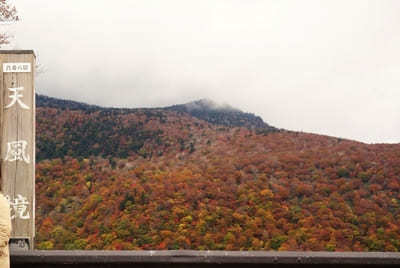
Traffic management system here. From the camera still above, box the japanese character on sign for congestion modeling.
[3,63,31,73]
[5,87,30,109]
[5,140,30,163]
[6,195,30,220]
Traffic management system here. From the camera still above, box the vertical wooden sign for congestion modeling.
[0,51,35,250]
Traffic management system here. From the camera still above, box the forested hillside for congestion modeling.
[34,95,400,251]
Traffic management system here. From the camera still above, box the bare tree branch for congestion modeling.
[0,0,18,46]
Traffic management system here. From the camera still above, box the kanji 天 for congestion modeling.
[5,87,30,109]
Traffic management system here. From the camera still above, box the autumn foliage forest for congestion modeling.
[34,95,400,251]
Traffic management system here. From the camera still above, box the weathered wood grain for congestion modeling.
[0,51,35,250]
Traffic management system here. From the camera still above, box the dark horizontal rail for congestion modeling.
[0,50,35,54]
[10,250,400,267]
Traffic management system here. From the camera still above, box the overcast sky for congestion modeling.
[5,0,400,143]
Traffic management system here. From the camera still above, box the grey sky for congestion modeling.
[8,0,400,143]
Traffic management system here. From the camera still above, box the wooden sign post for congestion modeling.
[0,51,35,250]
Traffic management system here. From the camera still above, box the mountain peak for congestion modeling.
[183,99,238,112]
[168,99,276,131]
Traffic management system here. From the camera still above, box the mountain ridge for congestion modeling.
[36,94,277,131]
[167,99,276,131]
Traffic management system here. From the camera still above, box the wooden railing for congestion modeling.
[10,250,400,267]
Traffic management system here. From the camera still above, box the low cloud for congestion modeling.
[12,0,400,143]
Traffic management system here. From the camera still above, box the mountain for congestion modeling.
[37,94,101,111]
[36,95,277,130]
[34,94,400,252]
[35,95,277,161]
[167,99,276,131]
